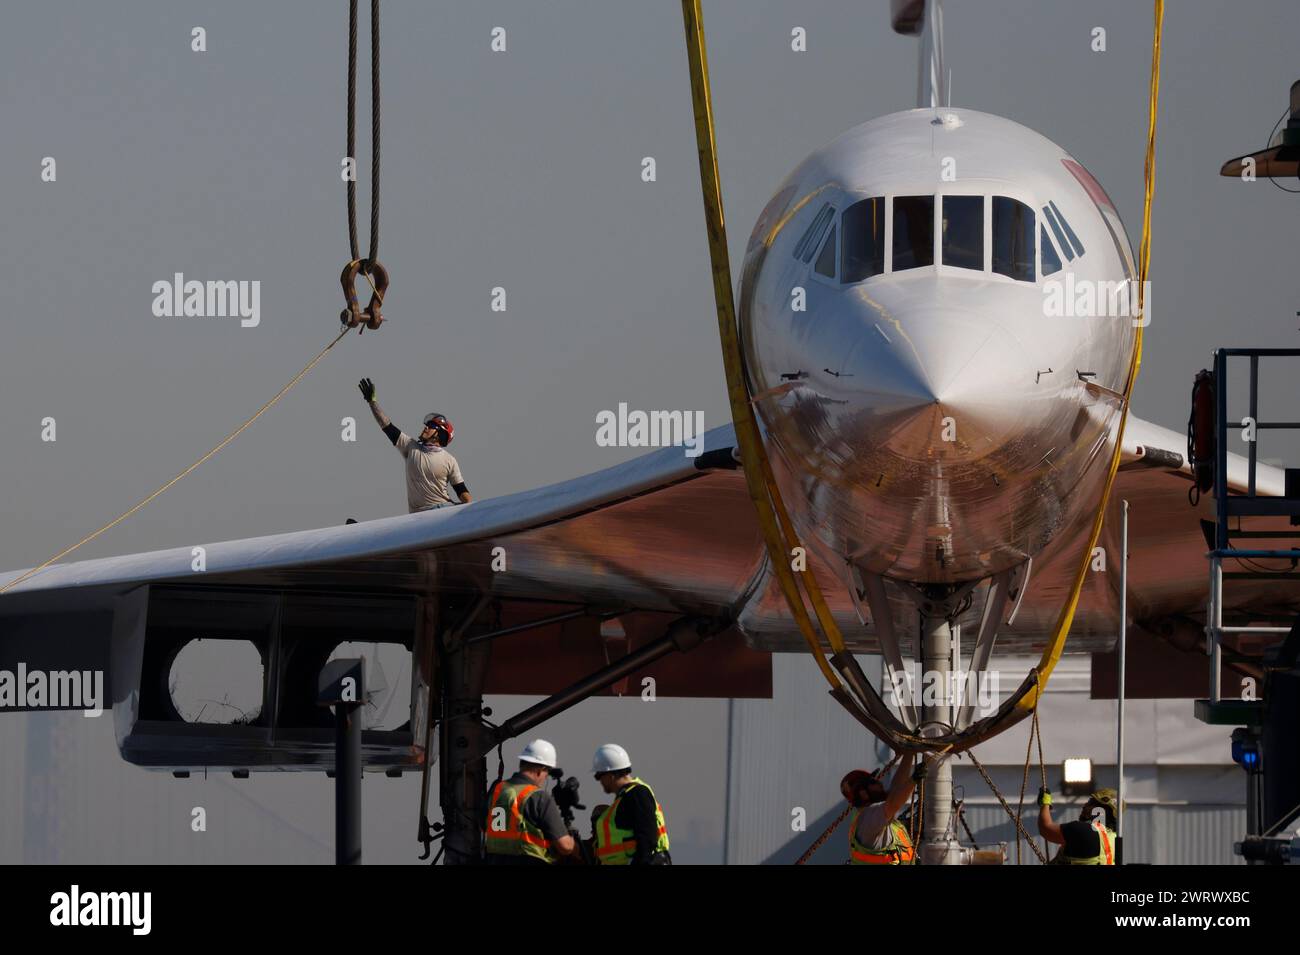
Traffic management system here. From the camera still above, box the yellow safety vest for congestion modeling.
[1063,820,1116,865]
[594,778,669,865]
[848,808,916,865]
[484,779,554,863]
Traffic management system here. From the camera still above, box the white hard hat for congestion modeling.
[519,739,557,769]
[592,743,632,774]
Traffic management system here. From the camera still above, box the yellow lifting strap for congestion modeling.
[680,0,848,693]
[681,0,1165,742]
[1016,0,1163,713]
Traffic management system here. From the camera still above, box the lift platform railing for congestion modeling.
[1205,348,1300,708]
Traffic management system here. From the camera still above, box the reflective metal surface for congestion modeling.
[741,109,1135,583]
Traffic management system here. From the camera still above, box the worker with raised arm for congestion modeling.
[1037,786,1117,865]
[358,378,471,512]
[841,751,921,864]
[483,740,578,866]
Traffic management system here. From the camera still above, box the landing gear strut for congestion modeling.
[918,588,960,865]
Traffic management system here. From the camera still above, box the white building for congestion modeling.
[724,654,1246,865]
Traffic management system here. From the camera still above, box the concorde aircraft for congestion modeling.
[1,0,1295,863]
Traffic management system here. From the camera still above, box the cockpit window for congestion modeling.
[841,197,885,283]
[1062,158,1131,279]
[941,196,983,271]
[892,195,934,271]
[793,203,835,262]
[992,196,1034,282]
[814,225,836,278]
[1040,224,1062,276]
[1041,204,1075,262]
[1048,200,1085,258]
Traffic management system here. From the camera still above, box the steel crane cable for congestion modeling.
[1,3,398,595]
[347,0,381,266]
[340,0,387,330]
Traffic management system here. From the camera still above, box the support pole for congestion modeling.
[1210,556,1223,703]
[1117,499,1128,864]
[318,658,365,866]
[335,700,362,865]
[919,591,960,865]
[1247,747,1262,848]
[439,631,492,866]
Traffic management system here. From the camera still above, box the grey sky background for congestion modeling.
[1,1,1297,863]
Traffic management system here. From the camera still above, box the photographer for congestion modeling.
[483,740,578,865]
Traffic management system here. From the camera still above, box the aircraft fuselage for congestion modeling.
[740,108,1139,584]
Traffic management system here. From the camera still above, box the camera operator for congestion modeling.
[483,740,578,865]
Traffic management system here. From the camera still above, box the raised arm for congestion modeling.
[881,751,917,821]
[359,378,402,445]
[1037,788,1064,845]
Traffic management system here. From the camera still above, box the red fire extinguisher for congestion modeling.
[1188,369,1216,505]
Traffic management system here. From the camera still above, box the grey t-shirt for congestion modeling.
[508,773,569,844]
[394,434,464,512]
[854,803,894,850]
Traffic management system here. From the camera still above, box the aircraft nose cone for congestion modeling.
[844,311,1031,461]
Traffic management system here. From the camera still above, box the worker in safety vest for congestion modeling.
[1037,786,1117,865]
[841,751,920,865]
[483,739,578,865]
[579,803,610,866]
[591,744,671,865]
[358,378,472,513]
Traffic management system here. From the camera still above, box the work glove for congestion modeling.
[1037,787,1053,807]
[912,761,928,783]
[358,378,376,402]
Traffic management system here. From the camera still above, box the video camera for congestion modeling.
[548,767,585,827]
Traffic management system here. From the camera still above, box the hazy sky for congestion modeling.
[2,0,1297,863]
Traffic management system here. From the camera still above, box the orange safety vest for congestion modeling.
[1098,822,1115,865]
[848,808,916,865]
[1063,820,1115,865]
[484,779,554,863]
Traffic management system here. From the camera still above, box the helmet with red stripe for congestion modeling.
[423,414,453,446]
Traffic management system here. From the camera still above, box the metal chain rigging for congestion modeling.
[793,750,903,865]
